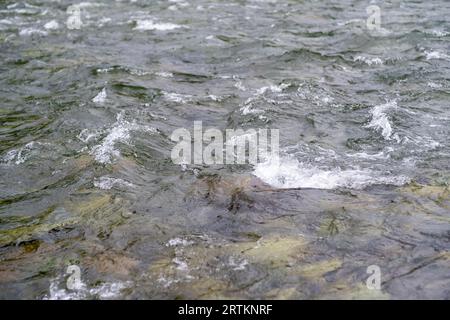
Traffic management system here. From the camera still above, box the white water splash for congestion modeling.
[424,50,449,61]
[44,20,59,30]
[1,141,38,165]
[240,99,265,115]
[90,112,156,164]
[255,83,290,95]
[77,128,102,143]
[172,257,189,271]
[133,20,184,31]
[19,28,47,36]
[234,79,247,91]
[92,88,107,104]
[44,278,131,300]
[228,256,249,271]
[427,82,443,89]
[240,83,290,115]
[354,56,383,66]
[426,30,449,37]
[366,100,397,140]
[2,2,41,15]
[163,91,193,103]
[207,94,222,102]
[155,71,174,78]
[166,238,194,247]
[94,176,134,190]
[253,154,409,190]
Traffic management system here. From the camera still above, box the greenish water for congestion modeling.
[0,0,449,299]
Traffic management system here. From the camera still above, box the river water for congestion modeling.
[0,0,449,299]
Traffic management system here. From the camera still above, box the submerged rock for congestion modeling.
[186,173,280,213]
[142,234,360,299]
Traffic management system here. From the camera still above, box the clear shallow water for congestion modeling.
[0,0,449,299]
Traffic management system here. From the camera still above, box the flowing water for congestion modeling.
[0,0,449,299]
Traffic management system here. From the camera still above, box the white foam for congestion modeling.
[96,67,112,74]
[157,276,180,288]
[44,20,59,30]
[44,277,131,300]
[0,19,14,26]
[96,67,148,76]
[240,83,290,115]
[1,141,36,165]
[347,150,390,160]
[45,280,85,300]
[234,80,246,91]
[97,17,112,27]
[3,2,41,15]
[94,176,134,190]
[240,98,264,115]
[163,91,193,103]
[253,155,409,190]
[77,128,102,143]
[19,28,47,36]
[92,88,107,104]
[155,71,173,78]
[427,30,449,37]
[89,282,131,299]
[366,100,397,140]
[427,82,443,89]
[128,69,150,76]
[207,94,222,102]
[233,76,247,91]
[71,2,101,9]
[166,238,194,247]
[354,56,383,66]
[228,256,249,271]
[90,112,156,164]
[172,257,189,271]
[133,20,183,31]
[424,50,449,61]
[255,83,290,95]
[90,124,128,164]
